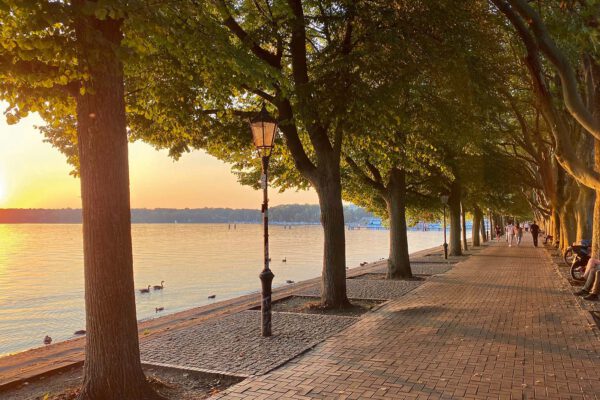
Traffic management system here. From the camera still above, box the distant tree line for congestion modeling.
[0,205,374,224]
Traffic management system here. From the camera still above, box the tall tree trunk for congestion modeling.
[560,200,577,252]
[384,169,412,279]
[576,183,595,241]
[559,175,578,252]
[592,62,600,258]
[481,209,489,242]
[315,163,350,308]
[461,203,468,250]
[551,208,561,248]
[593,137,600,258]
[472,206,482,246]
[74,14,158,400]
[448,179,462,256]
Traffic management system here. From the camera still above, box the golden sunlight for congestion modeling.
[0,174,5,204]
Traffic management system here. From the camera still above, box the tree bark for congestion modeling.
[384,169,412,279]
[551,208,561,248]
[593,137,600,258]
[472,206,482,246]
[315,162,350,308]
[461,203,468,251]
[74,14,158,400]
[589,60,600,258]
[448,179,462,256]
[481,209,489,242]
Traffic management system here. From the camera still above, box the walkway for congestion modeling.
[212,240,600,399]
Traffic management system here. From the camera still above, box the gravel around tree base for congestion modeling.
[0,364,240,400]
[140,310,357,376]
[270,296,384,316]
[298,278,424,300]
[376,262,455,276]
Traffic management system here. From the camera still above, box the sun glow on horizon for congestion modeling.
[0,173,5,204]
[0,106,319,209]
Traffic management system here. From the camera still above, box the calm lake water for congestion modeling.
[0,224,444,356]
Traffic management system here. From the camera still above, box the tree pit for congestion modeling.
[0,364,242,400]
[349,273,427,281]
[267,296,385,317]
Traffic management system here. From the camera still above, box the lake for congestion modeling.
[0,224,444,356]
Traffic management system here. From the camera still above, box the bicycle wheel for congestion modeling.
[564,247,574,266]
[570,263,586,281]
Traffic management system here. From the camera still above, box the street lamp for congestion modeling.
[440,195,449,260]
[250,104,278,337]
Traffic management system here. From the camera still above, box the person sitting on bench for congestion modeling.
[575,258,600,300]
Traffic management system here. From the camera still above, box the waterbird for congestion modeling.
[208,294,216,299]
[153,281,165,290]
[360,262,367,266]
[74,330,86,335]
[43,335,52,345]
[282,257,287,262]
[155,307,164,313]
[286,280,294,284]
[139,285,151,294]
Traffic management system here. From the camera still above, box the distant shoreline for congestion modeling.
[0,205,374,225]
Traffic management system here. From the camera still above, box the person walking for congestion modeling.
[495,225,502,241]
[515,222,523,246]
[530,221,540,247]
[506,221,515,247]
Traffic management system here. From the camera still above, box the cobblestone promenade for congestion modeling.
[212,240,600,399]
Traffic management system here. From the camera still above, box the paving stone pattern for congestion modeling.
[211,239,600,399]
[140,310,357,376]
[297,278,424,300]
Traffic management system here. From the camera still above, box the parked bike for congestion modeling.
[566,240,591,281]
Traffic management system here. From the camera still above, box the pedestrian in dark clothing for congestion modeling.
[530,221,540,247]
[494,225,502,241]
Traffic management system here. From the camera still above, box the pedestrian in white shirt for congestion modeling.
[506,222,515,247]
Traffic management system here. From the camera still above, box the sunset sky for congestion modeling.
[0,110,318,209]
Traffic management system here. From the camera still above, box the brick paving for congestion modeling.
[377,262,456,276]
[140,310,357,376]
[211,239,600,399]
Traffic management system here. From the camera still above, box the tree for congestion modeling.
[0,2,163,398]
[491,0,600,254]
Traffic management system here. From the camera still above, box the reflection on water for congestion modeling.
[0,224,443,356]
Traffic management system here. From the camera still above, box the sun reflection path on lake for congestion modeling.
[0,223,444,356]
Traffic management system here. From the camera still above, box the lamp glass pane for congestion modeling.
[251,121,277,148]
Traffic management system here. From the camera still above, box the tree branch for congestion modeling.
[504,0,600,140]
[213,0,281,69]
[344,156,386,193]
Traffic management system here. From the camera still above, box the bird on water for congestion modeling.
[139,285,151,294]
[153,281,165,290]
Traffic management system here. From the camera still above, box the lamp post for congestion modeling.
[250,104,278,337]
[440,195,449,260]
